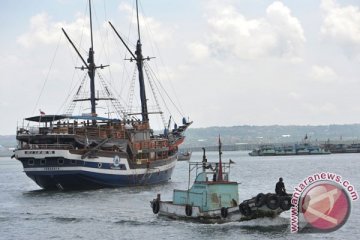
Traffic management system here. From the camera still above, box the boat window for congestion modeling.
[71,160,76,165]
[98,163,102,168]
[58,158,64,165]
[28,159,34,166]
[40,159,46,165]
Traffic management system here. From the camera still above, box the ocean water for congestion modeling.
[1,151,359,240]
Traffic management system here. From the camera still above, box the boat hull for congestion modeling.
[151,200,283,223]
[25,168,175,190]
[15,149,177,190]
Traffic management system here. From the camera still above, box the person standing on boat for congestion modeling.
[212,163,219,181]
[275,177,287,196]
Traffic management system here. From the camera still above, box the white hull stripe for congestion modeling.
[24,161,176,175]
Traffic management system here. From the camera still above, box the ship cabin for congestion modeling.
[16,114,191,164]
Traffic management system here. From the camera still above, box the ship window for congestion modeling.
[71,160,76,165]
[40,159,46,165]
[58,158,64,165]
[28,159,34,166]
[98,163,102,168]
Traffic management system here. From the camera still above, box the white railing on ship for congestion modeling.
[21,144,74,150]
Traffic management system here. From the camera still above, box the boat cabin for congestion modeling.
[172,161,239,212]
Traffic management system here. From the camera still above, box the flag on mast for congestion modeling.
[39,109,45,116]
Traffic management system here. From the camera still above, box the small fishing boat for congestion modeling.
[177,151,192,161]
[150,139,292,223]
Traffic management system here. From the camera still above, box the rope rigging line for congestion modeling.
[74,2,91,55]
[31,33,63,116]
[127,65,137,114]
[57,1,89,115]
[144,64,166,127]
[63,73,88,115]
[77,74,89,115]
[144,61,184,118]
[96,71,127,119]
[138,1,185,116]
[145,65,175,127]
[92,2,111,65]
[56,65,84,115]
[107,24,136,100]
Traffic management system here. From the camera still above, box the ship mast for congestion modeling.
[109,0,150,122]
[88,0,96,116]
[135,0,149,122]
[62,0,107,120]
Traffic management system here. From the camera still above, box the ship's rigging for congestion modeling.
[14,0,192,191]
[53,0,186,130]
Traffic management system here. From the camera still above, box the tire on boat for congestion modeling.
[266,194,280,210]
[255,193,266,207]
[185,204,192,217]
[239,203,252,217]
[221,207,228,218]
[152,200,160,214]
[279,196,291,211]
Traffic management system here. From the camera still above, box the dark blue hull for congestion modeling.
[16,152,177,190]
[25,167,175,190]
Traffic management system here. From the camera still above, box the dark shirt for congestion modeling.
[275,181,286,195]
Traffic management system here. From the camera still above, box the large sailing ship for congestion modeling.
[13,0,192,190]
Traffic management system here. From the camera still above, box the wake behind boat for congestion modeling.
[13,0,191,190]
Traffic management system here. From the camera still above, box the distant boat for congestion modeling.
[13,0,192,190]
[249,143,330,156]
[249,135,330,156]
[323,143,360,153]
[177,151,192,161]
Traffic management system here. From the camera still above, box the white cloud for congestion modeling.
[321,0,360,54]
[17,12,89,48]
[187,42,210,60]
[4,0,360,134]
[303,102,337,115]
[118,3,173,43]
[197,1,305,60]
[266,1,306,59]
[288,92,301,100]
[311,65,338,82]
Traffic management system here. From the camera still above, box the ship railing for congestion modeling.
[188,161,232,183]
[17,124,128,139]
[20,144,74,150]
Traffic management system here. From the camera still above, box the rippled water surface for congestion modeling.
[1,152,359,239]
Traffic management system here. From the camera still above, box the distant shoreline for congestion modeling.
[0,152,12,157]
[3,123,360,153]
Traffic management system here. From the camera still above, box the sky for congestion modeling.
[1,0,360,135]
